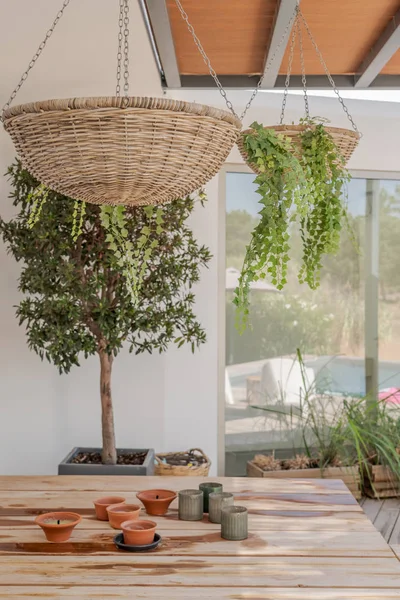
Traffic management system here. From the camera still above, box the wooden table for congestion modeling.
[0,476,400,599]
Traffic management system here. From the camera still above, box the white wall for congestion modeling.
[0,0,220,476]
[1,2,400,475]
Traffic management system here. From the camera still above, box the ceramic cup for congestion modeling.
[136,489,177,516]
[199,482,223,512]
[121,519,157,545]
[35,512,81,543]
[221,505,248,541]
[93,496,126,521]
[208,492,234,524]
[106,503,141,529]
[178,489,204,521]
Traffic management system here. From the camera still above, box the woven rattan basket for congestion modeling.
[237,124,360,173]
[3,97,241,207]
[154,448,211,477]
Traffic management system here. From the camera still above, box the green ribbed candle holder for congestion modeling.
[178,489,204,521]
[199,482,223,513]
[208,492,234,524]
[221,505,248,540]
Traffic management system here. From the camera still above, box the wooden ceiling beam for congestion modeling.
[355,7,400,88]
[144,0,181,88]
[260,0,299,89]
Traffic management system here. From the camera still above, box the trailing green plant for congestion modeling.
[71,199,86,242]
[99,204,164,306]
[0,160,212,465]
[234,122,307,332]
[235,119,353,331]
[298,118,351,289]
[27,183,49,228]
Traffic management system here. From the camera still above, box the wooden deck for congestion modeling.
[361,496,400,554]
[0,476,400,598]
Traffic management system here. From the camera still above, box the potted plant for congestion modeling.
[247,453,361,498]
[343,397,400,498]
[246,351,361,498]
[235,120,355,332]
[0,162,211,475]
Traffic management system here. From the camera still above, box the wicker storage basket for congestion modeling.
[237,124,360,174]
[154,448,211,477]
[3,96,241,207]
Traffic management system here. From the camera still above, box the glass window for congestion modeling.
[379,181,400,393]
[225,171,400,476]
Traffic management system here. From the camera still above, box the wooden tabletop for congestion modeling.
[0,475,400,599]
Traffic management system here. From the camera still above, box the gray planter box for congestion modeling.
[58,447,155,476]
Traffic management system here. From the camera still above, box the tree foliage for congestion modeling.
[0,161,212,374]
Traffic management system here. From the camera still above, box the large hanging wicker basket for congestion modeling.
[3,97,241,207]
[154,448,211,476]
[237,124,360,174]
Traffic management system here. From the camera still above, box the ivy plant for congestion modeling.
[235,119,352,332]
[0,161,212,465]
[298,118,351,289]
[99,204,163,306]
[234,122,307,332]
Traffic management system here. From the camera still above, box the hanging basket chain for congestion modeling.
[174,0,298,122]
[122,0,130,96]
[116,0,124,96]
[279,22,297,125]
[1,0,72,121]
[240,5,299,121]
[174,0,237,118]
[297,8,360,134]
[297,14,310,120]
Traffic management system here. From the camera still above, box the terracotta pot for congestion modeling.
[121,519,157,546]
[93,496,126,521]
[136,489,177,516]
[35,512,81,543]
[106,503,141,529]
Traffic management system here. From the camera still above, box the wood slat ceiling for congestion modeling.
[166,0,400,77]
[166,0,278,75]
[382,48,400,74]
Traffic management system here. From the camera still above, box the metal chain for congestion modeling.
[174,0,236,117]
[174,0,298,121]
[122,0,130,96]
[1,0,72,120]
[240,5,299,121]
[297,14,309,119]
[116,0,124,96]
[298,8,360,134]
[280,21,297,125]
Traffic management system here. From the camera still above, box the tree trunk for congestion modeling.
[99,350,117,465]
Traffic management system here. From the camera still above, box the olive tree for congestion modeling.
[0,162,211,464]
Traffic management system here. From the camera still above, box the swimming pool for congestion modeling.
[227,355,400,399]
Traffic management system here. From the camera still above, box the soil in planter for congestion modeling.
[253,453,342,472]
[71,451,147,466]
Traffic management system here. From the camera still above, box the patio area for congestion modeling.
[2,0,400,597]
[362,498,400,549]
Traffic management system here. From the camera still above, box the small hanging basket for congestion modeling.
[3,97,241,206]
[154,448,211,476]
[237,124,360,174]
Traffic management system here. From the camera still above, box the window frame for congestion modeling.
[218,164,400,475]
